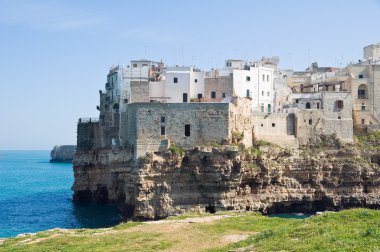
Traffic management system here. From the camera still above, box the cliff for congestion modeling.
[72,134,380,220]
[50,145,76,163]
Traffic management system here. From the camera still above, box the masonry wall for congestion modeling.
[204,76,233,101]
[123,103,230,158]
[77,122,101,151]
[228,98,253,146]
[130,80,150,103]
[371,65,380,121]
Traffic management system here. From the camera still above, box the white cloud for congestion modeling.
[0,0,102,31]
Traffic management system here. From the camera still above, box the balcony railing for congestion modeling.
[78,118,99,124]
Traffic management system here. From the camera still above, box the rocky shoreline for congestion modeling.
[72,135,380,220]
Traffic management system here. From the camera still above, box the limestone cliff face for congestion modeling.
[72,143,380,220]
[50,145,76,163]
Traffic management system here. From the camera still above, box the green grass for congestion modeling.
[1,209,380,251]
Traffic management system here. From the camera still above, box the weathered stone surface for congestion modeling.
[72,144,380,220]
[50,145,76,163]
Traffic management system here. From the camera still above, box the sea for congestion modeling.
[0,150,121,238]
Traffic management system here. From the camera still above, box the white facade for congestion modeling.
[221,62,274,112]
[164,67,205,103]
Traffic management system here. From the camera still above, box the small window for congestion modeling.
[267,91,270,96]
[361,105,366,111]
[211,91,216,99]
[295,99,299,104]
[261,105,264,112]
[267,75,270,82]
[246,76,251,81]
[272,123,275,127]
[132,63,138,68]
[161,116,165,123]
[194,79,198,83]
[197,93,203,99]
[185,124,191,136]
[358,74,364,79]
[124,99,128,103]
[160,126,165,135]
[262,74,265,81]
[338,116,341,119]
[174,77,178,83]
[183,93,188,103]
[222,93,226,98]
[142,63,148,67]
[246,89,250,98]
[336,100,344,109]
[317,102,320,109]
[309,119,312,125]
[261,124,263,127]
[361,119,365,125]
[306,102,311,109]
[262,91,264,96]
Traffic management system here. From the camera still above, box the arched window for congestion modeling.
[358,84,368,99]
[305,102,311,109]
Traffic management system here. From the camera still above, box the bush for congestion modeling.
[168,144,185,156]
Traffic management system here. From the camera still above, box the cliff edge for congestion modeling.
[72,133,380,220]
[50,145,76,163]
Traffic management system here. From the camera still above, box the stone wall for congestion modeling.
[122,103,230,158]
[204,76,233,101]
[228,97,253,146]
[130,80,150,103]
[77,122,101,151]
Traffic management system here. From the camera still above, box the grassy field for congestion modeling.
[1,209,380,251]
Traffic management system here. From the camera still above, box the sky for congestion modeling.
[0,0,380,150]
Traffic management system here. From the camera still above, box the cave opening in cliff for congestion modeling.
[205,206,216,213]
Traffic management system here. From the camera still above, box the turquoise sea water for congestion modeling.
[0,150,121,238]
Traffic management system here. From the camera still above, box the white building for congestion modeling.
[164,66,205,103]
[222,60,274,112]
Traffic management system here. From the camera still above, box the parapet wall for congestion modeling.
[77,122,101,151]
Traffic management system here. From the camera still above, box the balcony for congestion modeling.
[105,83,112,90]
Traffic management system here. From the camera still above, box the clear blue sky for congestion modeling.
[1,0,380,150]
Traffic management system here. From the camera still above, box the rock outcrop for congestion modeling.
[50,145,76,163]
[72,142,380,220]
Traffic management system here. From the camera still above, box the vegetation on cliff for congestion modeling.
[1,209,380,251]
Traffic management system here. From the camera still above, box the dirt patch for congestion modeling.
[223,234,250,243]
[144,215,231,225]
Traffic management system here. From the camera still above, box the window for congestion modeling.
[261,105,264,112]
[160,116,165,123]
[197,93,203,99]
[185,124,191,136]
[267,91,270,96]
[246,89,250,98]
[183,93,188,103]
[262,91,264,96]
[358,74,364,79]
[336,100,344,109]
[262,74,265,81]
[132,63,137,68]
[246,76,251,81]
[358,89,366,99]
[268,104,271,113]
[361,105,366,111]
[338,116,341,119]
[160,126,165,135]
[195,79,198,83]
[272,123,275,127]
[267,75,270,82]
[306,102,311,109]
[226,62,231,67]
[309,119,312,125]
[142,63,148,67]
[211,91,216,99]
[295,99,299,104]
[261,124,263,127]
[317,102,320,109]
[222,93,226,98]
[361,119,365,125]
[124,99,129,103]
[174,77,178,83]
